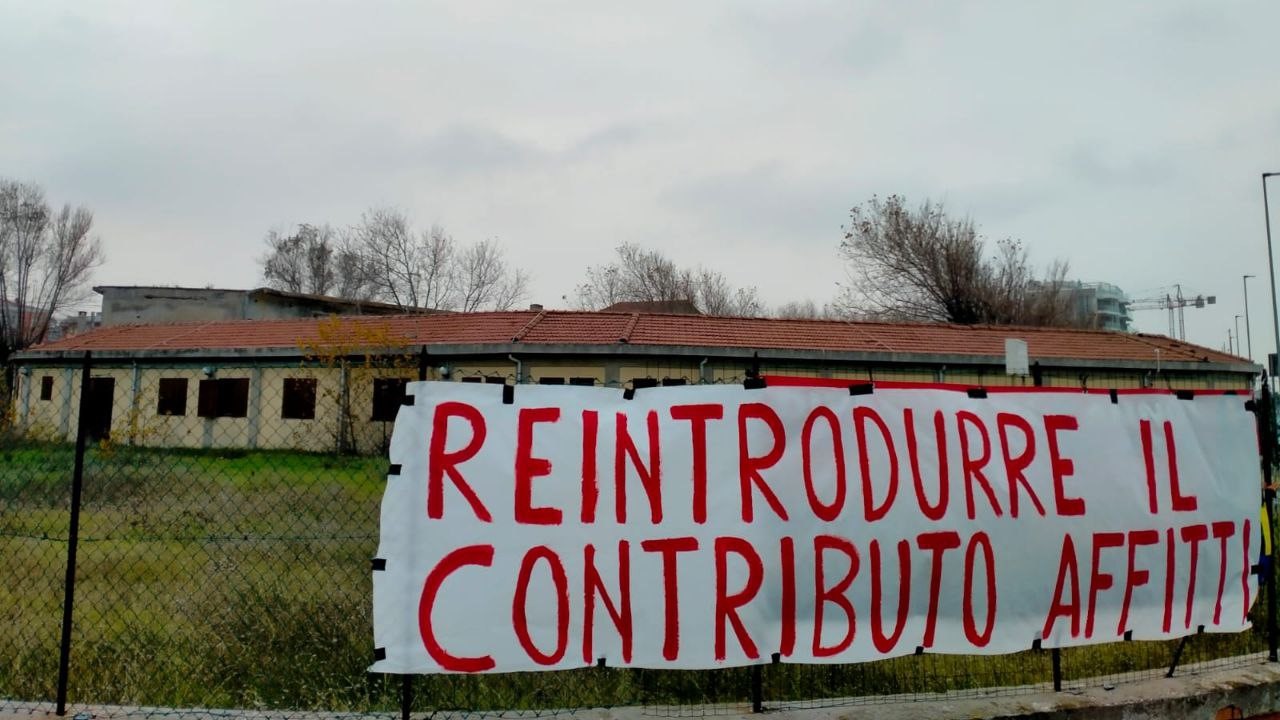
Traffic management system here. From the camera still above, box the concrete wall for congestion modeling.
[101,288,249,325]
[10,356,1255,454]
[98,287,404,326]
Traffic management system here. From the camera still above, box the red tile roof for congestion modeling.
[20,310,1246,366]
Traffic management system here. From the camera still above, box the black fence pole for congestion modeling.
[1262,380,1279,662]
[397,348,428,718]
[750,665,763,713]
[55,351,92,715]
[400,675,412,720]
[1051,648,1062,692]
[1167,635,1189,678]
[394,348,430,717]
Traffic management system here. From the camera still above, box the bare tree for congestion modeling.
[260,208,529,312]
[774,299,837,320]
[349,209,446,309]
[574,243,763,316]
[0,179,104,358]
[261,224,334,295]
[836,195,1079,327]
[454,238,530,312]
[691,269,764,317]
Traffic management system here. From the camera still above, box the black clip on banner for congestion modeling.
[387,464,402,477]
[848,383,874,396]
[371,558,387,572]
[1175,390,1195,401]
[502,384,515,405]
[966,388,988,399]
[1109,389,1119,404]
[401,394,415,406]
[744,377,767,390]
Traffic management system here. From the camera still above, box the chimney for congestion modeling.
[529,303,544,311]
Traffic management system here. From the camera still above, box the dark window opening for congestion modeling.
[461,377,483,383]
[157,378,188,416]
[197,378,250,418]
[281,378,317,420]
[484,376,508,385]
[39,376,53,401]
[538,377,566,385]
[631,378,659,390]
[662,378,688,386]
[372,378,408,421]
[86,377,115,442]
[570,377,596,386]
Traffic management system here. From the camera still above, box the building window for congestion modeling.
[570,377,596,386]
[281,378,317,420]
[538,377,566,385]
[197,378,250,419]
[372,378,407,422]
[157,378,188,416]
[39,376,53,401]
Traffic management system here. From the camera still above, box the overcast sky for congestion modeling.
[3,2,1279,359]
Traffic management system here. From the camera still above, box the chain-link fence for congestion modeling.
[1,353,1274,719]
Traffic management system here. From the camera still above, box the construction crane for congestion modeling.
[1127,284,1216,340]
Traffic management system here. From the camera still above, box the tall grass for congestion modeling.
[0,441,1268,713]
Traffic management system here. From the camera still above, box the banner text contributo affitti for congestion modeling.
[371,382,1259,674]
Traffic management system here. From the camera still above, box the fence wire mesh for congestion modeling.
[0,355,1274,719]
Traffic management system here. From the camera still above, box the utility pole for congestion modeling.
[1245,274,1256,361]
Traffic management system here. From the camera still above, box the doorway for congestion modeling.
[85,377,115,442]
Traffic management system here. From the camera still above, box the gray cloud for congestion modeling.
[2,1,1278,355]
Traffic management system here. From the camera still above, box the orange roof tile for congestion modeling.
[20,310,1247,367]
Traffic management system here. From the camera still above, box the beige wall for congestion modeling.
[10,357,1255,453]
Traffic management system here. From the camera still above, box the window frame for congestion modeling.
[281,377,318,420]
[371,377,408,422]
[156,377,189,416]
[197,378,250,419]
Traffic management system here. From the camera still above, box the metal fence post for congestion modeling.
[55,351,92,715]
[397,346,429,720]
[1261,380,1279,662]
[750,665,763,713]
[1051,648,1062,692]
[400,675,412,720]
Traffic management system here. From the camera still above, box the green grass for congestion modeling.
[0,440,1269,713]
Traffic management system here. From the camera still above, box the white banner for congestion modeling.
[370,381,1261,674]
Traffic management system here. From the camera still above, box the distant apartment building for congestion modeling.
[47,311,103,341]
[1065,281,1131,332]
[1,298,52,345]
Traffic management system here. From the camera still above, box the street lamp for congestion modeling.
[1266,172,1280,377]
[1245,274,1256,361]
[1235,315,1243,355]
